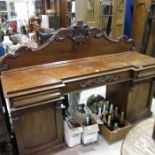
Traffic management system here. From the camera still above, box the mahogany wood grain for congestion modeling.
[2,52,155,98]
[12,101,64,155]
[107,79,154,123]
[0,23,134,71]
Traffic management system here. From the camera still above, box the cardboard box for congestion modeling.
[82,124,99,144]
[64,120,83,147]
[99,120,132,143]
[78,113,99,144]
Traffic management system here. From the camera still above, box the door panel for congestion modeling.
[13,101,64,155]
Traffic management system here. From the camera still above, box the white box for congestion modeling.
[82,123,99,144]
[64,121,83,147]
[77,113,99,144]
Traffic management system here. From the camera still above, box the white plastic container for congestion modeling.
[64,121,83,147]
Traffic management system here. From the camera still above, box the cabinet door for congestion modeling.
[127,80,154,122]
[107,80,154,123]
[13,102,64,155]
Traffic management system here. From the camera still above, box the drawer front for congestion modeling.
[64,71,131,93]
[11,89,63,109]
[136,68,155,79]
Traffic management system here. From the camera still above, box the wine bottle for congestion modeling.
[109,104,114,114]
[106,104,114,121]
[102,103,108,115]
[83,117,92,126]
[118,111,125,128]
[106,100,110,112]
[102,113,107,124]
[152,124,155,140]
[101,104,107,123]
[113,106,119,123]
[98,107,102,117]
[114,122,118,130]
[105,115,114,131]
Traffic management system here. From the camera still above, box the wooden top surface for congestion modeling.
[2,52,155,98]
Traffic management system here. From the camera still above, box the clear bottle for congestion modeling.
[106,100,110,112]
[83,116,92,126]
[106,103,114,121]
[101,104,107,123]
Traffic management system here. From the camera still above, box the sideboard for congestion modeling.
[0,21,155,155]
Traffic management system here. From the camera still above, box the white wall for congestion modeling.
[14,0,35,22]
[0,0,35,22]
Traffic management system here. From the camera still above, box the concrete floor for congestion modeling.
[52,86,155,155]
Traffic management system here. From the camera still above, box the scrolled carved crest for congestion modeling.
[52,20,101,44]
[68,20,99,44]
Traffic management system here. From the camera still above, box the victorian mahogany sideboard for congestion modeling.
[0,21,155,155]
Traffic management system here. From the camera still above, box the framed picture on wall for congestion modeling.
[0,11,8,19]
[0,1,7,11]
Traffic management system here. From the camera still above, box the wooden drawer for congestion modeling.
[99,120,132,143]
[11,89,63,109]
[64,71,131,93]
[135,68,155,79]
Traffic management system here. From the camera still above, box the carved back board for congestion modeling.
[0,21,135,72]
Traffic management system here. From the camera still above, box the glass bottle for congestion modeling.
[83,116,92,126]
[118,111,125,128]
[105,115,114,131]
[113,106,119,130]
[113,107,119,123]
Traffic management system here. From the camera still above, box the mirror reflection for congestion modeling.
[0,0,127,57]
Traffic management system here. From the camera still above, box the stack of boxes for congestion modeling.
[64,113,99,147]
[64,94,132,147]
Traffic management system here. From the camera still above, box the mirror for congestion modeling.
[0,0,127,56]
[87,0,94,21]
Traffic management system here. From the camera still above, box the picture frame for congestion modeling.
[0,1,7,11]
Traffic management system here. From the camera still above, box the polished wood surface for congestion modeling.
[1,21,155,155]
[121,117,155,155]
[2,52,155,98]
